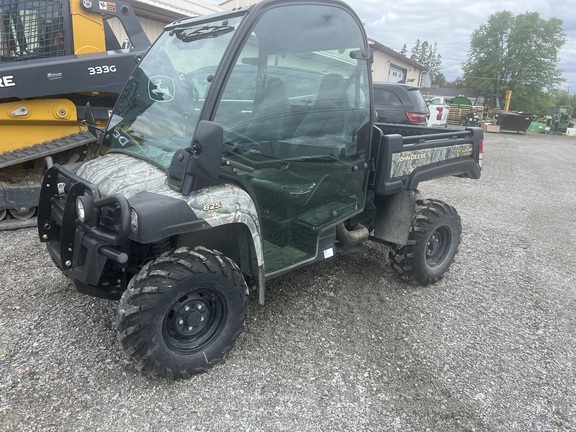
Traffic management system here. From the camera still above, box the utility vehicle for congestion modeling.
[38,0,483,379]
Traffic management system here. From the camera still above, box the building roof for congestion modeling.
[219,0,257,9]
[125,0,224,22]
[420,87,482,100]
[368,39,426,71]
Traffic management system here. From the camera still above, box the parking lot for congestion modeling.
[1,131,575,431]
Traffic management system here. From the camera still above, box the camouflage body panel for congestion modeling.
[76,154,167,196]
[76,154,263,265]
[390,143,473,178]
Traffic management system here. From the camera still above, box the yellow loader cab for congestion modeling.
[0,0,149,225]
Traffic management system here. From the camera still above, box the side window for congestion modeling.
[213,37,259,129]
[214,5,371,162]
[216,3,372,274]
[375,89,402,106]
[1,0,67,60]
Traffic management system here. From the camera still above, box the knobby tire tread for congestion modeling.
[117,247,248,379]
[389,199,461,285]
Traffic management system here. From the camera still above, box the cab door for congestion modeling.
[214,2,373,275]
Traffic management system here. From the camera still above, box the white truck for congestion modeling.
[426,96,450,128]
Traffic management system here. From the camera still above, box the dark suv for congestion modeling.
[373,82,429,125]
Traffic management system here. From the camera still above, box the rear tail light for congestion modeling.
[406,112,428,124]
[478,139,484,168]
[436,107,443,121]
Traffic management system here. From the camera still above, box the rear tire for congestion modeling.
[389,199,461,285]
[117,246,248,379]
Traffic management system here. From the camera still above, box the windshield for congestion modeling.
[101,16,243,168]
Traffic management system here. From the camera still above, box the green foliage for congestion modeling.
[548,89,576,118]
[462,10,566,113]
[434,72,448,87]
[399,43,408,57]
[408,39,443,85]
[446,77,467,89]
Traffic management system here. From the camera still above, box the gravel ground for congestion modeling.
[1,132,575,431]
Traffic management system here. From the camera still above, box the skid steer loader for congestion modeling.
[0,0,150,228]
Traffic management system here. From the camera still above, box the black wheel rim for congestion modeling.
[162,288,226,354]
[426,226,451,267]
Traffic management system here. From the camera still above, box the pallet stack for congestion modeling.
[447,105,485,126]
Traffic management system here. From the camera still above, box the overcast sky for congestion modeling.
[203,0,576,94]
[343,0,576,94]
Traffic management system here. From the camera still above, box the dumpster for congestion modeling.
[497,113,534,133]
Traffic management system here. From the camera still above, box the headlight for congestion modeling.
[76,195,93,223]
[130,208,139,233]
[76,199,85,221]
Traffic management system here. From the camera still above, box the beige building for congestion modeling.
[110,0,225,44]
[369,39,427,86]
[220,0,259,9]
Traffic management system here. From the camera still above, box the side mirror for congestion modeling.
[178,120,224,194]
[84,102,104,138]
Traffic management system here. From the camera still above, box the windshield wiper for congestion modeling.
[171,25,234,42]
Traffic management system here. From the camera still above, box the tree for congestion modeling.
[434,72,448,87]
[447,77,467,89]
[549,88,576,118]
[407,40,444,85]
[410,39,422,63]
[399,43,408,57]
[462,11,566,113]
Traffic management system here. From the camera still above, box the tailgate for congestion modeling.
[427,104,450,127]
[370,125,483,195]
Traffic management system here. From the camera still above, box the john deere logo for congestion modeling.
[148,76,175,102]
[0,75,16,87]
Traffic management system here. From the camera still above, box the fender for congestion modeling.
[76,153,264,266]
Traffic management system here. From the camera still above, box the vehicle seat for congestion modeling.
[244,77,289,142]
[295,74,352,136]
[291,73,355,156]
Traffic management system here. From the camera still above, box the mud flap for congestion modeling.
[372,190,417,246]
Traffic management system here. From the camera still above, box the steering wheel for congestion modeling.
[223,129,264,156]
[178,72,200,104]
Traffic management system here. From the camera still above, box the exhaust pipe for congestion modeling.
[336,222,369,246]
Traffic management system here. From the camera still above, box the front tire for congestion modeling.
[389,199,461,285]
[117,246,248,379]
